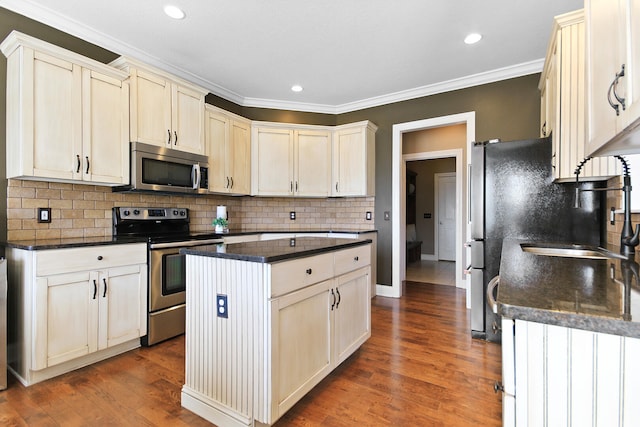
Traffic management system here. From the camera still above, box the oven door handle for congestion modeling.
[150,239,223,249]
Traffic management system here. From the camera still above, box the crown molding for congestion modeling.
[1,0,544,115]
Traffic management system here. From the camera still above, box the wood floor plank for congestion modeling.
[1,281,502,426]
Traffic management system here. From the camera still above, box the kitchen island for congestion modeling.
[180,237,372,427]
[497,239,640,426]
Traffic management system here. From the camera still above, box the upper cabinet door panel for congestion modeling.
[229,120,251,195]
[295,130,331,197]
[206,109,230,193]
[254,127,294,196]
[172,84,205,155]
[130,69,172,147]
[32,51,82,180]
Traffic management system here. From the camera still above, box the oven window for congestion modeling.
[163,253,186,295]
[142,158,193,187]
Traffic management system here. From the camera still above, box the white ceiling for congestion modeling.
[1,0,583,114]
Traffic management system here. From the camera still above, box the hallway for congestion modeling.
[406,259,456,286]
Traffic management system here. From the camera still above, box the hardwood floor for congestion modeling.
[0,282,502,426]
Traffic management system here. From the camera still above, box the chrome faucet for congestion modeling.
[574,155,640,257]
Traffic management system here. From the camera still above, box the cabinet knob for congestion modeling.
[97,256,103,260]
[493,381,504,393]
[354,256,359,261]
[306,268,312,275]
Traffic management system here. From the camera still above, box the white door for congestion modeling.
[436,173,456,261]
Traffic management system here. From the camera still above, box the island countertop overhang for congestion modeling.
[180,236,373,263]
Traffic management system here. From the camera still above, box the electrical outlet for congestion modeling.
[424,213,432,219]
[366,211,372,220]
[290,211,296,220]
[38,207,51,223]
[217,294,228,318]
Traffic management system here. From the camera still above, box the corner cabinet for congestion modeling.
[332,121,377,196]
[585,0,640,156]
[181,242,372,427]
[110,57,207,155]
[251,123,332,197]
[6,243,147,386]
[206,105,251,195]
[0,31,130,186]
[539,10,619,180]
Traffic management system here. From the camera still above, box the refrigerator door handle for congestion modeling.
[486,275,500,314]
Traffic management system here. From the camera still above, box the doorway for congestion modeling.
[378,112,475,300]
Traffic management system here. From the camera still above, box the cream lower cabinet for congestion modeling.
[6,243,147,386]
[182,243,372,427]
[0,31,130,185]
[501,317,640,426]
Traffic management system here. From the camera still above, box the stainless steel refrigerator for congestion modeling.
[467,136,604,343]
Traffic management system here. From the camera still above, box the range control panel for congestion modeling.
[114,207,189,221]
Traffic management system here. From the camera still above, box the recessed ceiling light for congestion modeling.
[291,85,303,92]
[164,5,186,20]
[464,33,482,45]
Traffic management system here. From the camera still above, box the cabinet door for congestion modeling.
[205,109,230,193]
[98,264,147,350]
[333,126,367,196]
[27,50,82,181]
[586,0,627,152]
[34,271,98,370]
[295,129,331,197]
[619,0,640,132]
[229,119,251,195]
[270,280,333,419]
[82,69,129,184]
[129,68,172,147]
[333,267,371,365]
[253,127,294,196]
[172,84,205,155]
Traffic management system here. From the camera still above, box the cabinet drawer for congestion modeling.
[334,245,371,276]
[271,253,334,297]
[36,243,146,276]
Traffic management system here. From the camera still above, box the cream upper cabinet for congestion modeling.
[332,121,377,196]
[111,57,206,155]
[252,123,331,197]
[585,0,640,156]
[540,9,619,180]
[0,31,129,186]
[205,105,251,195]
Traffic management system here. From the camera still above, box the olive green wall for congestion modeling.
[0,7,541,284]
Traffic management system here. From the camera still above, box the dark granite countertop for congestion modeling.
[3,229,377,250]
[181,237,372,263]
[498,239,640,338]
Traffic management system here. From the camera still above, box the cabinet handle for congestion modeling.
[76,154,81,173]
[541,122,546,137]
[230,177,233,189]
[85,156,90,174]
[226,177,230,188]
[335,288,341,308]
[167,129,172,144]
[290,181,293,193]
[295,181,298,192]
[354,256,359,262]
[174,131,178,145]
[92,279,97,299]
[330,288,336,310]
[607,64,626,116]
[306,268,312,275]
[102,278,107,298]
[335,182,339,192]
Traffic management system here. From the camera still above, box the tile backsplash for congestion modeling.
[6,179,375,240]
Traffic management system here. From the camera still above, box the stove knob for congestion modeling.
[133,209,140,216]
[123,210,130,216]
[173,210,179,216]
[180,210,186,216]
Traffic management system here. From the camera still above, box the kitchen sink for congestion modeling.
[520,243,627,260]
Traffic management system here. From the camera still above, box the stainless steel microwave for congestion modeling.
[115,142,209,194]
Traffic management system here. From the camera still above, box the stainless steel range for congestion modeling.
[113,207,222,346]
